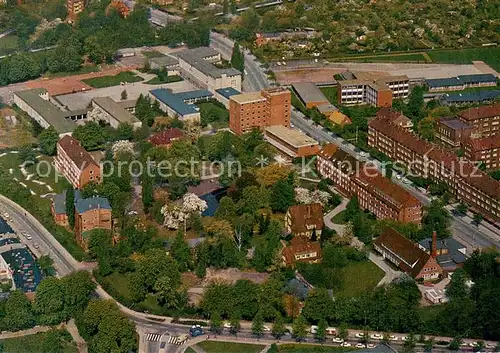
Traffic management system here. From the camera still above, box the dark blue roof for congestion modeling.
[0,238,20,246]
[216,87,241,99]
[53,191,66,215]
[442,90,500,103]
[427,74,497,88]
[74,189,111,214]
[150,89,213,116]
[200,193,219,217]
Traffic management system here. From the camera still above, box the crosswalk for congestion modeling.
[145,333,162,342]
[145,333,187,345]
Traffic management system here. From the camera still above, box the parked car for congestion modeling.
[223,322,232,329]
[189,325,204,337]
[371,334,383,340]
[263,326,271,332]
[341,342,351,347]
[389,335,398,341]
[332,337,344,343]
[310,325,318,334]
[356,343,366,348]
[360,151,368,157]
[367,344,376,349]
[33,243,39,249]
[355,333,365,338]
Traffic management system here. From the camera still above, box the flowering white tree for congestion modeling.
[161,193,207,229]
[112,140,134,158]
[294,188,331,206]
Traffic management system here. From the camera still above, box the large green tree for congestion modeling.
[73,121,106,151]
[65,187,75,229]
[38,127,59,156]
[231,42,245,75]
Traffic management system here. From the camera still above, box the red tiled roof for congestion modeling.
[374,227,432,277]
[369,117,433,155]
[356,166,422,208]
[149,128,184,146]
[426,147,460,170]
[57,136,98,170]
[287,203,324,234]
[282,237,322,266]
[468,134,500,152]
[459,104,500,121]
[317,143,360,174]
[459,162,500,200]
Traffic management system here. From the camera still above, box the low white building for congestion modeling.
[424,288,448,304]
[91,97,142,129]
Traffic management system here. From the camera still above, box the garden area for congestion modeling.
[273,343,359,353]
[336,52,430,63]
[0,330,78,353]
[82,71,143,88]
[145,74,183,85]
[319,86,338,104]
[0,35,19,57]
[196,341,265,353]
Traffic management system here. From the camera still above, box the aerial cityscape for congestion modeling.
[0,0,499,352]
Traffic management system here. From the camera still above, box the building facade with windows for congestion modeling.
[285,203,324,240]
[264,125,319,158]
[229,88,291,135]
[464,134,500,170]
[435,117,475,149]
[281,237,322,267]
[457,104,500,138]
[74,191,112,248]
[54,136,101,189]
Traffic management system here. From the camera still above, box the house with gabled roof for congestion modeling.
[285,203,324,240]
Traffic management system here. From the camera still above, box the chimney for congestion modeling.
[431,231,437,258]
[307,205,311,218]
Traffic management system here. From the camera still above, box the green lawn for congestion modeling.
[331,210,347,224]
[319,86,338,104]
[277,344,358,353]
[142,50,165,58]
[82,71,143,88]
[339,53,428,63]
[336,261,384,297]
[0,330,78,353]
[290,89,306,111]
[197,341,265,353]
[145,75,183,85]
[102,272,134,303]
[0,35,19,56]
[427,47,500,71]
[185,348,197,353]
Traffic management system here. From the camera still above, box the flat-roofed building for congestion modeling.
[176,47,242,93]
[264,125,320,158]
[13,88,84,136]
[458,104,500,138]
[148,55,179,74]
[150,88,213,122]
[91,97,142,130]
[337,75,409,107]
[441,90,500,106]
[435,117,475,148]
[214,87,241,108]
[464,134,500,170]
[54,136,101,189]
[229,87,291,135]
[291,83,330,109]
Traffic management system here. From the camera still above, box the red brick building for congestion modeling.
[435,117,476,149]
[54,136,101,189]
[464,134,500,170]
[285,203,324,240]
[74,191,112,248]
[458,104,500,138]
[368,115,500,222]
[229,88,291,135]
[316,144,423,224]
[281,237,322,267]
[67,0,85,21]
[374,228,443,280]
[149,128,184,147]
[376,107,413,131]
[51,193,68,226]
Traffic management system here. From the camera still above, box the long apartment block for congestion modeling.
[368,115,500,222]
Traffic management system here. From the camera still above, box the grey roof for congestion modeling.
[53,191,67,215]
[150,88,212,116]
[419,237,467,268]
[292,83,329,104]
[75,196,111,214]
[439,118,473,130]
[117,100,137,110]
[149,55,179,67]
[92,97,140,125]
[176,47,241,79]
[14,89,76,134]
[215,87,241,99]
[317,102,338,114]
[427,74,497,88]
[442,90,500,103]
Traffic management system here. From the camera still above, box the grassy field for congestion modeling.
[336,261,384,297]
[428,47,500,71]
[185,348,197,353]
[0,35,19,56]
[319,86,338,104]
[197,341,265,353]
[0,330,78,353]
[146,75,183,85]
[338,52,428,63]
[277,344,358,353]
[82,71,143,88]
[331,210,347,225]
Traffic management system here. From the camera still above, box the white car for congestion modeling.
[468,342,478,347]
[33,243,39,249]
[485,343,495,349]
[356,343,366,348]
[389,335,398,341]
[263,326,271,332]
[26,235,32,240]
[310,325,318,334]
[341,342,351,347]
[223,322,232,329]
[367,344,376,349]
[396,174,402,180]
[403,178,411,184]
[332,337,344,343]
[355,333,365,338]
[401,336,408,341]
[371,334,383,340]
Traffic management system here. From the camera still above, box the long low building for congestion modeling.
[265,125,319,158]
[426,74,497,92]
[149,88,213,122]
[291,83,330,109]
[441,90,500,106]
[91,97,142,129]
[316,144,423,224]
[13,88,85,136]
